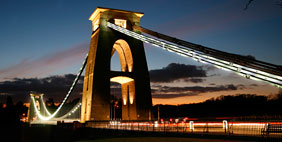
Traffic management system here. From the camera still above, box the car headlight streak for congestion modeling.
[107,22,282,88]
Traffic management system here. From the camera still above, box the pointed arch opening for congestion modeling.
[111,39,133,72]
[110,39,136,120]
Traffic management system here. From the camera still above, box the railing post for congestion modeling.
[183,122,186,133]
[223,120,228,134]
[164,122,166,133]
[189,121,194,133]
[206,122,209,133]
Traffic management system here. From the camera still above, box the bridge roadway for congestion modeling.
[30,119,282,139]
[85,120,282,139]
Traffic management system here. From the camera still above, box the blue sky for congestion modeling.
[0,0,281,104]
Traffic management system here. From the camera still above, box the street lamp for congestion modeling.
[114,101,119,120]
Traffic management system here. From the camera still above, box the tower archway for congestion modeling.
[81,7,152,123]
[111,39,133,72]
[110,39,136,120]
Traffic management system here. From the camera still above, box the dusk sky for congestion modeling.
[0,0,281,105]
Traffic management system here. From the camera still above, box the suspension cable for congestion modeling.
[132,25,282,76]
[40,95,51,116]
[53,101,82,120]
[107,22,282,88]
[31,53,88,120]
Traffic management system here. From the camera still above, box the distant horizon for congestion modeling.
[0,0,281,105]
[0,61,280,105]
[1,87,280,106]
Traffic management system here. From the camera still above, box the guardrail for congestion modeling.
[85,119,282,140]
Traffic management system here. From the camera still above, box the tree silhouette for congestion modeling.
[153,93,282,119]
[244,0,282,10]
[244,0,254,10]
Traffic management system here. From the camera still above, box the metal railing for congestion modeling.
[85,119,282,140]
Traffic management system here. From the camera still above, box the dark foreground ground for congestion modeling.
[12,124,281,142]
[76,137,251,142]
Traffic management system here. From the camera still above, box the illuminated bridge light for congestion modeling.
[107,22,282,88]
[54,100,82,120]
[40,95,51,116]
[31,54,88,121]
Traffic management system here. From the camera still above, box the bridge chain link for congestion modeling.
[107,22,282,88]
[31,53,88,121]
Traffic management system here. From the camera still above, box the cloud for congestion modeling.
[0,74,84,103]
[149,63,207,83]
[152,84,239,99]
[152,93,198,99]
[0,42,89,81]
[182,78,206,83]
[250,84,258,87]
[0,62,246,103]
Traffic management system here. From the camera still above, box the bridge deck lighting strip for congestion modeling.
[166,45,282,82]
[121,24,282,82]
[31,54,88,121]
[127,25,282,83]
[132,25,282,81]
[133,25,281,76]
[53,101,82,120]
[107,22,282,88]
[159,44,281,85]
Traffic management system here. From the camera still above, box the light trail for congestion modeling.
[101,120,282,139]
[107,22,282,88]
[107,121,280,130]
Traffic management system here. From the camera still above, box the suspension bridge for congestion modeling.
[27,7,282,139]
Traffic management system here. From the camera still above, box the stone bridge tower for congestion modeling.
[80,7,152,123]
